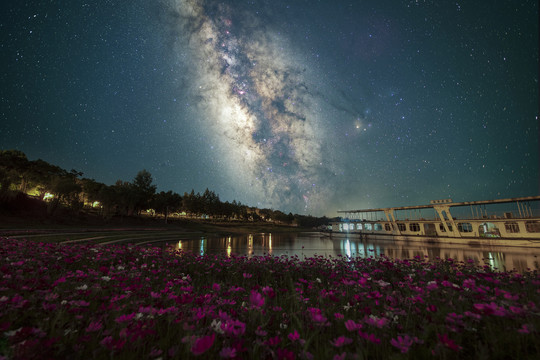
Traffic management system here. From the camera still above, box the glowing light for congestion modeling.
[344,239,352,258]
[43,193,54,200]
[227,236,232,257]
[178,240,182,250]
[248,234,253,256]
[92,201,101,208]
[200,237,205,256]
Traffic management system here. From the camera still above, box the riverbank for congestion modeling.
[1,237,538,359]
[0,212,309,241]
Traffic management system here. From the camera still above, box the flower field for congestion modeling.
[1,237,539,359]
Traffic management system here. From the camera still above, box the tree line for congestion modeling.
[0,150,330,226]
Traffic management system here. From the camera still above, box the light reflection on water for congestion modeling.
[165,233,540,273]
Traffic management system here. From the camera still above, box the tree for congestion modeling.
[80,178,104,206]
[152,190,182,222]
[28,159,67,199]
[97,184,119,218]
[113,180,137,216]
[0,150,29,193]
[132,170,157,215]
[50,176,82,211]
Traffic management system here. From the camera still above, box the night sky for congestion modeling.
[1,0,538,216]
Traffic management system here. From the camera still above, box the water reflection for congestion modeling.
[166,233,540,273]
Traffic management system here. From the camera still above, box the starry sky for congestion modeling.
[1,0,538,216]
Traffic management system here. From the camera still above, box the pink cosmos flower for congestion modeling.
[464,311,482,320]
[219,346,237,358]
[85,321,103,332]
[222,319,246,337]
[473,302,507,316]
[191,333,215,356]
[255,326,267,337]
[249,290,265,308]
[149,348,162,357]
[262,286,275,298]
[390,335,414,353]
[288,329,300,342]
[365,315,389,328]
[331,336,353,347]
[308,307,327,324]
[276,348,295,360]
[115,313,136,323]
[358,331,381,344]
[266,336,281,347]
[437,333,462,351]
[344,320,361,331]
[517,324,532,334]
[509,306,524,315]
[100,336,126,351]
[333,352,346,360]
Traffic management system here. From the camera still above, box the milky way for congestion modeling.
[167,0,337,213]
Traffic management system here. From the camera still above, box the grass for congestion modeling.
[0,237,539,359]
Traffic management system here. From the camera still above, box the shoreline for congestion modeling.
[0,213,311,238]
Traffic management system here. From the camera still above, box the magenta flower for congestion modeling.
[390,335,414,353]
[358,331,381,344]
[330,336,353,347]
[262,286,275,298]
[517,324,532,334]
[473,302,507,316]
[149,348,162,357]
[191,333,215,356]
[437,333,462,351]
[100,336,126,351]
[85,321,103,332]
[333,352,346,360]
[219,346,237,358]
[266,336,281,347]
[276,348,295,360]
[115,313,136,323]
[344,320,361,331]
[308,307,327,324]
[288,329,301,342]
[255,326,268,337]
[365,315,389,328]
[249,290,265,308]
[222,319,246,337]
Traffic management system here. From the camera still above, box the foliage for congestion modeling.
[0,149,329,225]
[132,170,157,214]
[0,238,539,359]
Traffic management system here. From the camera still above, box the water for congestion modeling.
[163,232,540,273]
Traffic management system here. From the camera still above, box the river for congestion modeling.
[164,232,540,273]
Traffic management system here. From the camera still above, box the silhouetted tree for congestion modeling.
[152,190,182,222]
[49,176,82,213]
[0,150,29,193]
[80,178,104,206]
[132,170,157,215]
